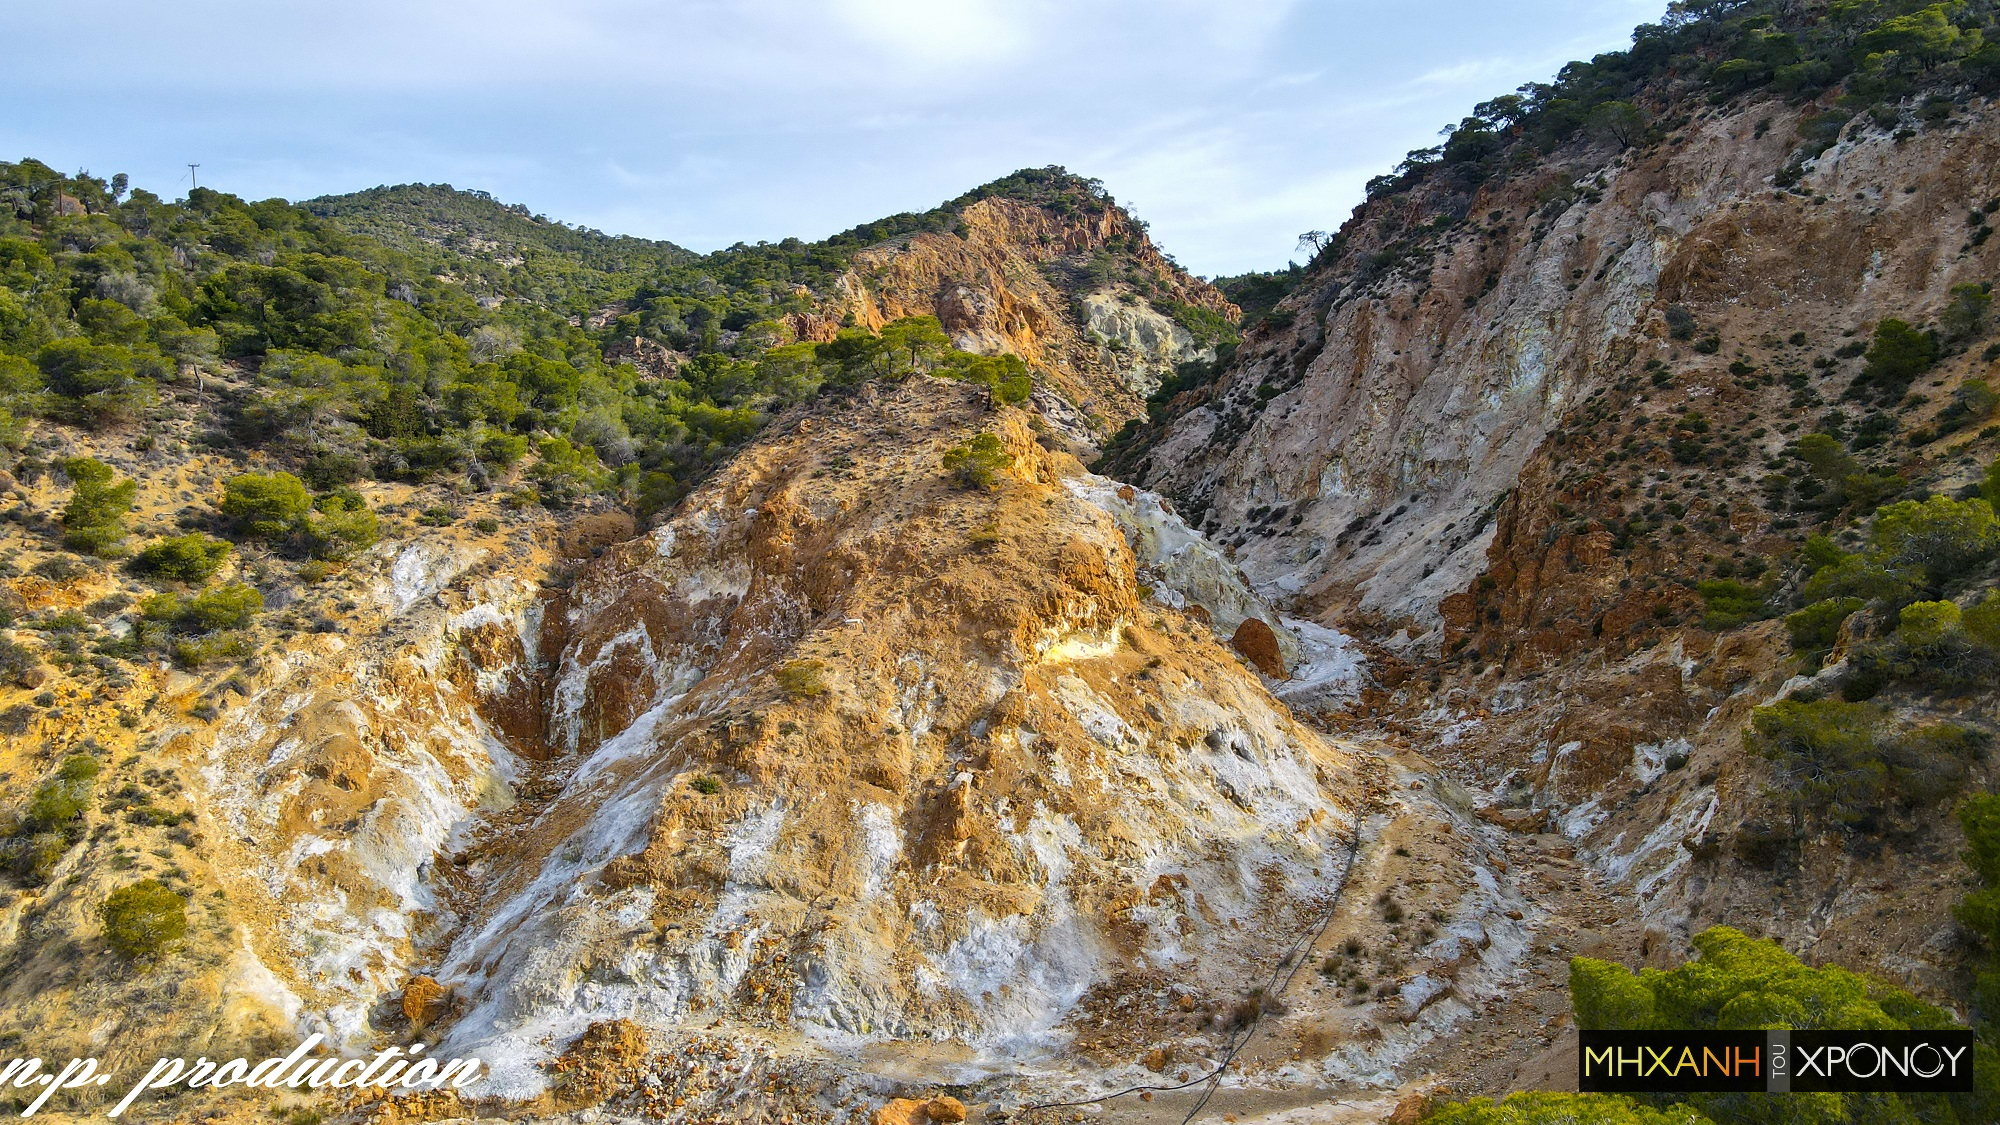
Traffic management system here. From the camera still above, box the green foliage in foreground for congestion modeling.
[1957,794,2000,1022]
[1564,926,2000,1125]
[1427,1093,1711,1125]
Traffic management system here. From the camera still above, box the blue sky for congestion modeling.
[4,1,1664,277]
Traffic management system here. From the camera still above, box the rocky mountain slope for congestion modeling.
[9,3,2000,1123]
[1104,2,2000,1108]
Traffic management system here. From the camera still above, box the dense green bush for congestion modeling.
[1941,283,1994,350]
[220,471,312,540]
[1783,477,2000,686]
[306,491,378,561]
[1745,698,1985,832]
[1697,579,1769,629]
[58,456,135,555]
[1872,496,1999,592]
[130,533,232,583]
[1571,925,2000,1125]
[141,583,262,635]
[1958,794,2000,1019]
[942,433,1014,490]
[1851,318,1939,403]
[99,879,186,960]
[4,754,99,883]
[1784,597,1864,668]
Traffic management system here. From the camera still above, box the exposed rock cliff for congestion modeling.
[818,197,1236,424]
[1116,86,2000,1056]
[1125,99,2000,645]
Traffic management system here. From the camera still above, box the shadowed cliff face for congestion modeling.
[1127,99,2000,648]
[1114,91,2000,1031]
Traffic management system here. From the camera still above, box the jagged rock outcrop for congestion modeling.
[427,381,1369,1096]
[1121,90,2000,1023]
[1131,97,2000,646]
[826,197,1236,423]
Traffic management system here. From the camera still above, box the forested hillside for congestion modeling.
[0,163,1184,523]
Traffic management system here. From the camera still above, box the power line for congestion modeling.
[1021,828,1364,1124]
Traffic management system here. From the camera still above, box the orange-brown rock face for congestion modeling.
[427,379,1370,1096]
[829,197,1237,421]
[1132,100,2000,647]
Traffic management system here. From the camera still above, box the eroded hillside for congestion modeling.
[13,3,2000,1122]
[1107,23,2000,1112]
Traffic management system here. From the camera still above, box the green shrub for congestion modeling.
[1899,599,1963,650]
[22,755,99,831]
[1747,699,1983,829]
[59,456,136,555]
[1800,534,1847,574]
[479,432,529,468]
[176,584,263,632]
[6,754,99,883]
[1427,1093,1710,1125]
[1967,592,2000,649]
[1958,795,2000,1019]
[1941,283,1993,348]
[1870,495,1999,591]
[1577,925,1915,1030]
[1785,597,1863,666]
[1800,554,1909,606]
[36,338,159,421]
[99,879,187,960]
[942,432,1014,490]
[1747,698,1885,829]
[1697,580,1768,629]
[528,437,610,509]
[944,352,1034,405]
[308,493,379,561]
[1856,317,1938,401]
[1567,925,2000,1124]
[221,471,311,539]
[169,633,252,668]
[131,534,232,583]
[1791,432,1855,485]
[0,636,34,680]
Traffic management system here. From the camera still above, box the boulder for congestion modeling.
[875,1096,969,1125]
[1230,617,1286,678]
[400,975,451,1025]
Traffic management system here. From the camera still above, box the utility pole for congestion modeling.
[188,164,200,192]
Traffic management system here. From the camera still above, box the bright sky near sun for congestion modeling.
[2,0,1666,277]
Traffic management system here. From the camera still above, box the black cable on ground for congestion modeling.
[1020,827,1365,1123]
